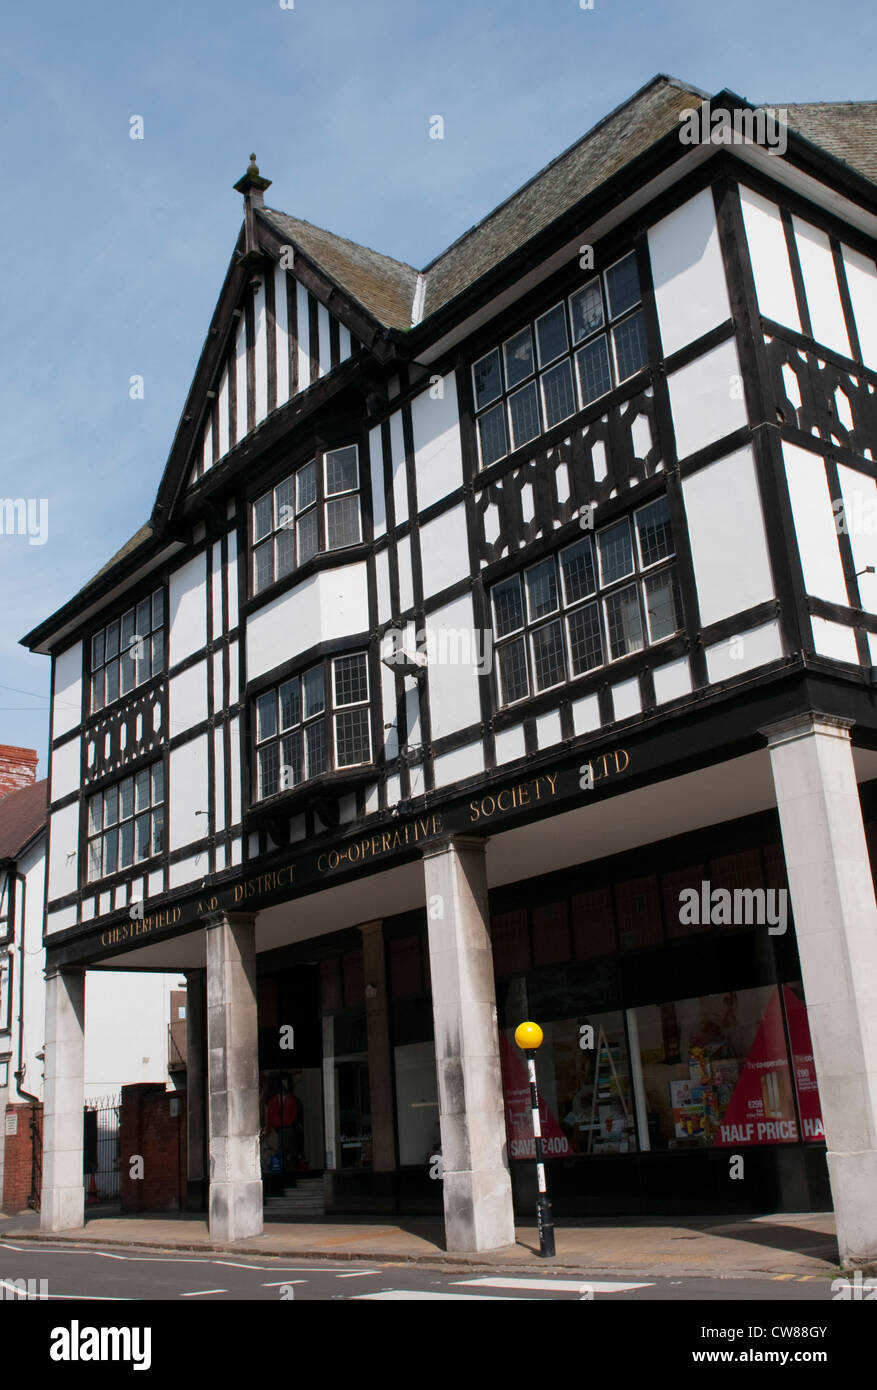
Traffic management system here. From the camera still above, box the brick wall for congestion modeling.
[2,1103,41,1212]
[0,746,38,800]
[119,1084,187,1213]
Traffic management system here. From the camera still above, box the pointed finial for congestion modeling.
[234,154,272,205]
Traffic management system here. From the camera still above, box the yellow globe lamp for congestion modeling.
[514,1020,544,1051]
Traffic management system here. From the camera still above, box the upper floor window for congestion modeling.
[87,761,165,882]
[491,496,681,706]
[472,252,649,468]
[254,651,372,800]
[90,590,165,713]
[252,445,362,595]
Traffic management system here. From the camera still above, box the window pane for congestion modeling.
[325,494,362,550]
[120,648,135,695]
[275,526,296,580]
[303,666,325,719]
[88,793,102,836]
[135,768,151,813]
[643,567,683,642]
[105,620,120,661]
[598,520,634,585]
[472,349,502,410]
[296,460,317,512]
[135,813,151,862]
[525,558,558,621]
[151,762,165,805]
[104,784,119,827]
[151,806,165,855]
[253,493,273,542]
[151,630,165,676]
[560,537,596,604]
[91,631,105,670]
[568,603,603,674]
[325,445,358,496]
[306,718,328,777]
[119,819,134,869]
[334,653,368,707]
[531,619,566,690]
[613,310,648,381]
[274,476,295,531]
[258,743,279,800]
[541,359,576,428]
[636,497,674,567]
[297,510,319,565]
[280,731,303,790]
[279,677,301,730]
[604,584,644,658]
[605,253,641,319]
[103,827,119,877]
[253,540,274,594]
[508,381,540,449]
[575,336,612,406]
[497,637,529,704]
[492,577,524,638]
[535,303,568,367]
[335,708,371,767]
[136,599,151,644]
[119,776,134,822]
[88,837,102,882]
[570,280,605,342]
[91,670,104,713]
[477,402,507,467]
[152,590,165,630]
[257,691,278,743]
[503,327,534,389]
[105,659,119,704]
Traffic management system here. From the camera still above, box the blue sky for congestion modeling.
[1,0,874,771]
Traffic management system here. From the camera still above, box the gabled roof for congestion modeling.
[784,102,877,186]
[0,778,47,862]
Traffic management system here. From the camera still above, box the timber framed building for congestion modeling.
[23,76,877,1258]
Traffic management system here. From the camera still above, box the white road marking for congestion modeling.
[180,1288,227,1297]
[261,1280,307,1287]
[353,1290,529,1300]
[335,1270,379,1278]
[452,1277,653,1293]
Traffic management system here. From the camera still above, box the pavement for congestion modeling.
[0,1205,848,1279]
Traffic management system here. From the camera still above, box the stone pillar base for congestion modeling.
[828,1151,877,1269]
[208,1179,264,1242]
[40,1185,85,1233]
[443,1169,515,1253]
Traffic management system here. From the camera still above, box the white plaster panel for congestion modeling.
[228,717,241,826]
[738,186,800,332]
[215,841,226,871]
[228,640,239,706]
[379,642,399,760]
[411,373,464,512]
[433,741,485,789]
[572,693,601,735]
[535,709,562,748]
[230,835,242,866]
[385,773,401,809]
[169,734,209,851]
[495,723,526,765]
[682,445,775,625]
[376,547,392,625]
[667,337,748,461]
[148,870,163,898]
[397,535,414,614]
[169,855,203,889]
[793,216,850,358]
[841,244,877,371]
[226,529,239,631]
[297,283,310,388]
[653,657,692,704]
[212,650,223,715]
[48,803,79,903]
[390,410,409,525]
[274,264,290,405]
[169,553,208,667]
[869,631,877,666]
[705,620,783,683]
[217,364,230,458]
[782,442,848,605]
[47,906,76,934]
[234,313,248,442]
[51,735,80,802]
[837,463,877,614]
[211,541,223,640]
[81,897,94,922]
[611,677,642,721]
[52,642,83,739]
[810,617,858,664]
[423,593,483,740]
[202,418,213,476]
[253,278,268,424]
[318,303,331,377]
[647,188,731,357]
[246,562,369,681]
[419,504,469,598]
[169,659,208,734]
[369,425,387,538]
[404,683,422,748]
[213,726,225,834]
[339,324,351,360]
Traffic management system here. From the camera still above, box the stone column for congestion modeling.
[184,967,207,1211]
[762,713,877,1267]
[358,920,395,1172]
[41,968,85,1231]
[204,911,263,1241]
[421,835,515,1253]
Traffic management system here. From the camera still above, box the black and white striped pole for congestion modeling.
[514,1020,556,1258]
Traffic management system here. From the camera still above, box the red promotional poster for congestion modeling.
[712,988,798,1146]
[499,1032,569,1159]
[783,985,826,1141]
